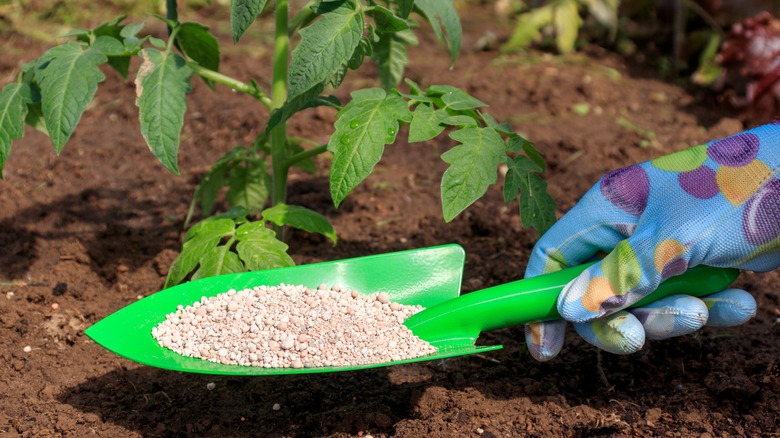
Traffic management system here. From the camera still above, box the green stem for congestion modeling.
[187,62,273,108]
[270,0,290,237]
[284,144,327,168]
[166,0,178,23]
[287,136,321,147]
[165,0,178,35]
[166,25,182,52]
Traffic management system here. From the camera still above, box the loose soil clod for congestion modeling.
[152,284,437,368]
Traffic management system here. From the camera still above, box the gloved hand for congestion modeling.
[524,123,780,361]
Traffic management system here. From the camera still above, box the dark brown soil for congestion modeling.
[1,4,778,437]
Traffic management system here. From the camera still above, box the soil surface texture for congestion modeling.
[0,4,778,437]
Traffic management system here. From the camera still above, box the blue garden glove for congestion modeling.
[523,123,780,361]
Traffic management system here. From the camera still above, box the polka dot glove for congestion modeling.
[523,123,780,361]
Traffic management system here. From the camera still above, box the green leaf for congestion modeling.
[36,42,107,153]
[479,111,498,128]
[367,5,410,33]
[150,37,166,48]
[328,88,411,207]
[440,88,486,111]
[425,84,486,110]
[195,148,244,218]
[288,0,363,100]
[373,28,417,90]
[397,0,415,18]
[414,0,461,65]
[91,36,125,56]
[505,155,556,233]
[199,170,225,217]
[522,140,546,173]
[177,22,220,72]
[287,139,317,173]
[503,154,541,202]
[692,32,724,86]
[425,84,459,95]
[165,218,236,287]
[262,203,337,245]
[62,29,91,38]
[25,102,47,135]
[347,36,372,70]
[225,164,270,212]
[506,135,526,153]
[494,123,515,135]
[502,5,553,52]
[401,93,433,103]
[89,35,133,79]
[553,0,581,54]
[235,222,295,270]
[442,115,477,127]
[120,22,145,38]
[91,15,126,39]
[408,103,447,143]
[135,49,193,174]
[329,63,348,89]
[231,0,270,43]
[266,83,339,135]
[440,127,505,222]
[0,82,32,174]
[80,16,137,78]
[404,77,424,95]
[192,245,245,280]
[108,57,132,80]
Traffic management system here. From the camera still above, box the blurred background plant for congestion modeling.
[500,0,619,55]
[3,0,780,131]
[0,0,164,41]
[715,11,780,123]
[492,0,780,121]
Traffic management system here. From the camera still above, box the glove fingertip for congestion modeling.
[703,288,757,327]
[524,321,566,362]
[573,311,645,355]
[629,295,708,341]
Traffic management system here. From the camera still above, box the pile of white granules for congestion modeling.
[151,283,437,368]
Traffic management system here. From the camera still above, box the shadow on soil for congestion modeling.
[0,185,183,283]
[59,364,435,436]
[59,353,582,437]
[59,343,763,437]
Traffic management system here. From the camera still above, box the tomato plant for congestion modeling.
[0,0,556,287]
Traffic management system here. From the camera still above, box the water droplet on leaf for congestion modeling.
[349,120,360,129]
[340,135,350,145]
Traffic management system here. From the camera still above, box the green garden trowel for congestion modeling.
[85,244,738,376]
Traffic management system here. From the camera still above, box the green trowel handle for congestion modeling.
[405,265,739,346]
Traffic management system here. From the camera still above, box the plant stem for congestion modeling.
[187,62,273,108]
[270,0,289,237]
[287,136,321,147]
[166,25,182,52]
[284,144,327,168]
[166,0,178,21]
[165,0,178,29]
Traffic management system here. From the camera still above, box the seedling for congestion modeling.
[0,0,556,286]
[502,0,619,54]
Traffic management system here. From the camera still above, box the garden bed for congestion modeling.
[0,4,778,436]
